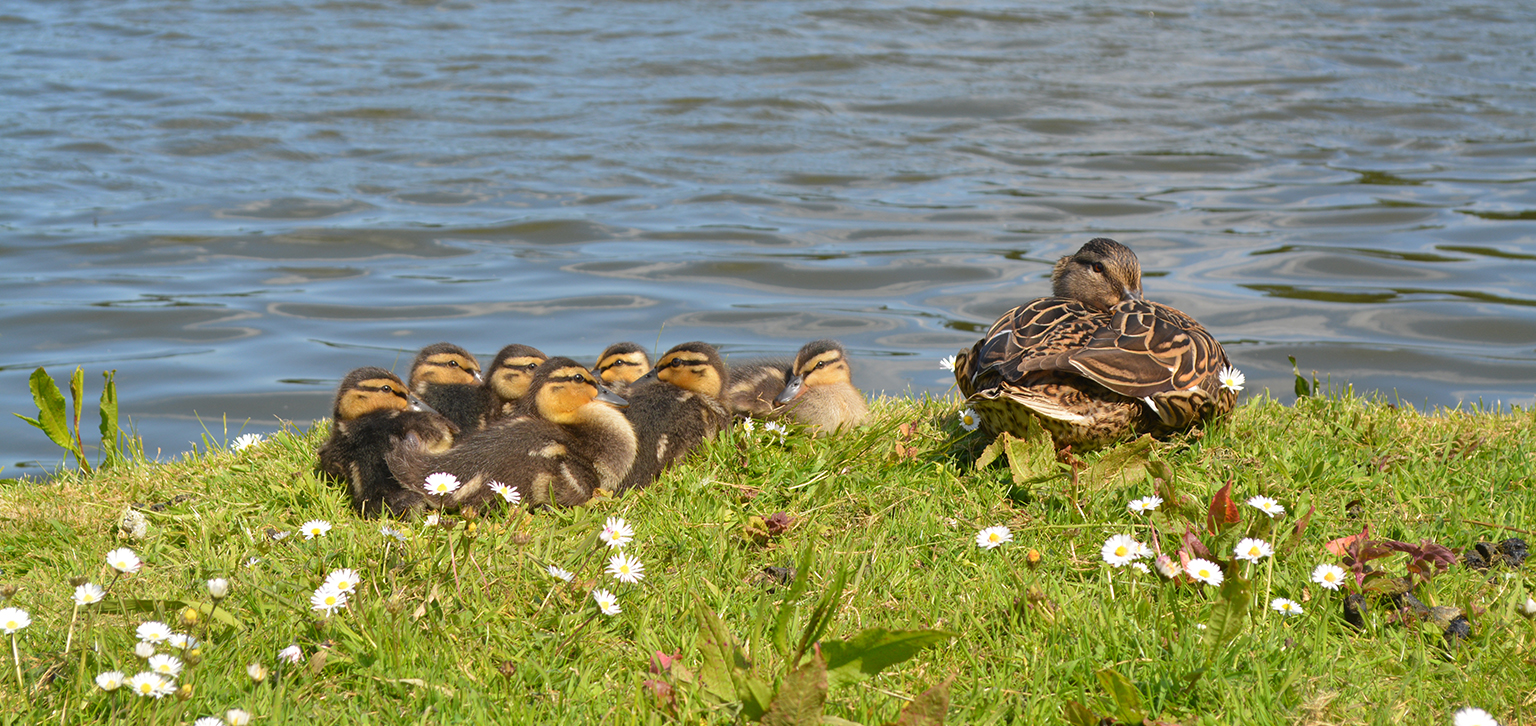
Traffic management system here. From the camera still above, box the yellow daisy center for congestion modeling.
[1114,546,1128,557]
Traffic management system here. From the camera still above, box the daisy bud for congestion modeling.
[69,575,89,588]
[1523,597,1536,618]
[226,709,253,726]
[0,584,16,602]
[184,647,203,666]
[1026,549,1042,569]
[207,578,230,600]
[135,641,157,659]
[247,662,268,682]
[176,683,195,701]
[180,607,200,627]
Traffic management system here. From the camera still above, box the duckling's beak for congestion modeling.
[472,369,484,383]
[594,383,628,408]
[774,374,806,405]
[408,395,442,415]
[632,368,659,386]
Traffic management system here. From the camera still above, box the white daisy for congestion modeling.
[739,418,756,434]
[487,481,522,506]
[134,641,157,659]
[939,354,957,372]
[592,588,621,616]
[0,607,30,634]
[324,568,361,594]
[606,552,646,584]
[247,662,268,682]
[547,565,574,582]
[1311,563,1347,591]
[106,547,142,574]
[1154,555,1180,579]
[1247,495,1285,518]
[1453,708,1500,726]
[764,421,789,441]
[277,644,303,665]
[232,432,265,451]
[127,672,170,698]
[958,408,980,432]
[136,620,172,644]
[195,718,225,726]
[299,520,332,539]
[1218,366,1245,393]
[598,517,635,549]
[1233,538,1273,563]
[310,584,348,615]
[423,472,461,496]
[1131,562,1150,574]
[207,578,230,600]
[166,632,198,650]
[226,709,253,726]
[95,671,125,691]
[1127,496,1162,514]
[73,582,105,606]
[1271,598,1304,616]
[423,513,441,527]
[1185,558,1225,586]
[975,525,1012,550]
[147,653,183,679]
[1100,535,1141,567]
[380,526,407,542]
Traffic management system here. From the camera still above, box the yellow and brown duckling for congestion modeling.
[316,367,459,518]
[592,341,651,396]
[955,237,1238,451]
[409,342,492,432]
[485,343,548,420]
[772,339,870,434]
[617,341,731,493]
[386,358,637,510]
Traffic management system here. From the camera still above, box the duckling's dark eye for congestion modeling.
[814,360,827,371]
[380,385,394,394]
[448,360,461,369]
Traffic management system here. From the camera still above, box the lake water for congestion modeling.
[4,0,1535,471]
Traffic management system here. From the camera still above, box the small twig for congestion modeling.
[1463,518,1536,537]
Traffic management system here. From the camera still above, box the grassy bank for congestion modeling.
[1,390,1533,725]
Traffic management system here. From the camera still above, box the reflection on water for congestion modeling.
[3,0,1535,469]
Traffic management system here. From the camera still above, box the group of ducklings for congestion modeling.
[316,339,870,518]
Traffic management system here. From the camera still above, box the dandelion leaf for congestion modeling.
[762,650,827,726]
[99,369,121,467]
[17,367,73,452]
[693,595,751,704]
[820,628,954,689]
[1203,573,1251,652]
[893,674,954,726]
[1080,435,1154,490]
[1060,700,1105,726]
[1094,668,1146,725]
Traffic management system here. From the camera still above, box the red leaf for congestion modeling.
[1324,524,1371,557]
[1205,480,1240,534]
[1182,526,1213,561]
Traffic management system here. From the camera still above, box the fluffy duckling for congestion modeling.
[316,367,459,518]
[409,342,492,432]
[773,339,870,434]
[485,344,548,420]
[724,354,792,418]
[955,237,1236,450]
[593,342,651,396]
[617,341,731,493]
[387,358,637,510]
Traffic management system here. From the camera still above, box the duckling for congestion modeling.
[593,342,651,396]
[386,358,637,510]
[955,237,1237,451]
[485,344,548,420]
[773,339,870,434]
[316,367,459,518]
[617,341,731,493]
[409,342,492,432]
[724,354,793,418]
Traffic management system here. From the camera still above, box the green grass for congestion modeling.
[1,389,1533,725]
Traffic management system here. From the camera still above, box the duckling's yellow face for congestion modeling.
[795,349,852,388]
[535,366,608,424]
[655,350,724,398]
[490,356,544,403]
[595,350,650,386]
[337,377,411,421]
[412,351,482,391]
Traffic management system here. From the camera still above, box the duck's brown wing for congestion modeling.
[957,297,1107,395]
[1061,301,1228,399]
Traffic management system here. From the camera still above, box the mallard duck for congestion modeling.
[955,238,1237,450]
[724,354,792,418]
[593,342,651,396]
[773,339,870,434]
[316,367,459,518]
[387,358,637,510]
[409,342,492,432]
[617,341,731,493]
[485,344,548,420]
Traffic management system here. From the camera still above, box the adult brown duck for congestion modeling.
[954,238,1241,450]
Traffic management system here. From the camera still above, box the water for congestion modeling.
[3,0,1534,471]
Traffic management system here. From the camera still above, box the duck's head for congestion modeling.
[487,344,549,404]
[525,358,628,425]
[774,339,853,405]
[635,341,726,399]
[1050,238,1143,311]
[409,343,483,395]
[333,367,412,421]
[594,342,651,387]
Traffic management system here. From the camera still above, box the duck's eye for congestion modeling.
[380,385,394,393]
[448,360,461,368]
[814,360,827,371]
[1091,262,1106,274]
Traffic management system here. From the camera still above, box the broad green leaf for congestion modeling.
[693,595,747,703]
[1288,355,1311,398]
[69,366,85,436]
[819,628,954,689]
[771,546,816,659]
[99,369,121,467]
[762,651,827,726]
[741,676,774,722]
[1061,700,1103,726]
[109,598,246,631]
[893,675,954,726]
[1080,435,1154,490]
[21,367,73,450]
[974,432,1013,471]
[1095,668,1146,724]
[1204,572,1251,652]
[794,562,851,664]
